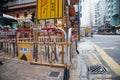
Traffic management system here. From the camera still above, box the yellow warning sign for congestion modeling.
[18,43,32,62]
[37,0,63,19]
[41,0,47,7]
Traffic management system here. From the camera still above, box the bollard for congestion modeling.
[0,61,3,65]
[63,67,70,80]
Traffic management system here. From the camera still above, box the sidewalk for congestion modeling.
[78,38,111,80]
[70,39,96,80]
[0,38,112,80]
[0,60,64,80]
[70,38,112,80]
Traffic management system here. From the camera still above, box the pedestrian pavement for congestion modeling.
[70,38,112,80]
[0,38,112,80]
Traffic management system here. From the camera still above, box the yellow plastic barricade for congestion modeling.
[17,28,33,62]
[18,42,32,62]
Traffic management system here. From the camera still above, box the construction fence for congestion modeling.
[0,27,78,68]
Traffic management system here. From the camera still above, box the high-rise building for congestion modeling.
[94,1,100,27]
[94,0,108,27]
[108,0,120,28]
[92,0,115,34]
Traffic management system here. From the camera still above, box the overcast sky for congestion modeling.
[80,0,98,27]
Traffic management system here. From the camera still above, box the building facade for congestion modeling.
[108,0,120,28]
[94,1,100,27]
[94,0,108,27]
[4,0,36,27]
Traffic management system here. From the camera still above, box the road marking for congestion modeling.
[102,47,119,50]
[87,40,120,76]
[87,53,97,65]
[91,52,102,65]
[87,52,102,66]
[95,74,112,79]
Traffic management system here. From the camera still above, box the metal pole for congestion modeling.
[66,5,70,33]
[78,0,80,41]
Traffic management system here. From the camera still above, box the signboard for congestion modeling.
[37,0,63,20]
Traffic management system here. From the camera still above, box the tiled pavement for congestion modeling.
[0,60,64,80]
[0,39,113,80]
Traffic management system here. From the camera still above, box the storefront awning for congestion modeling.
[8,2,36,10]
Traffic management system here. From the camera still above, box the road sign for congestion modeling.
[37,0,63,20]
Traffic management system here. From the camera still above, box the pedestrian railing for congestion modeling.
[0,29,17,59]
[0,27,73,68]
[0,27,78,80]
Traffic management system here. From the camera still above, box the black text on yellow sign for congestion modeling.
[37,0,63,20]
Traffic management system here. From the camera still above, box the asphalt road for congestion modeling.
[86,34,120,80]
[86,35,120,65]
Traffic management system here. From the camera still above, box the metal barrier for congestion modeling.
[0,27,75,69]
[16,28,33,62]
[0,29,17,59]
[16,27,73,68]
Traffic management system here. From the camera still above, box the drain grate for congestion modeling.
[48,71,60,78]
[88,65,107,74]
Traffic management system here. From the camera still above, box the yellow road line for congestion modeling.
[87,40,120,76]
[87,53,96,65]
[96,74,112,79]
[91,52,102,65]
[87,53,99,65]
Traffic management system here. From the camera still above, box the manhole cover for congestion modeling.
[48,71,60,78]
[88,65,107,74]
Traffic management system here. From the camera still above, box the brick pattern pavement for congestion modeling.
[0,60,64,80]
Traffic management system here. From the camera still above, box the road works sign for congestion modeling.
[37,0,63,20]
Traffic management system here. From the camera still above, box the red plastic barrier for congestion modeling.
[41,27,55,31]
[41,27,62,35]
[17,28,32,32]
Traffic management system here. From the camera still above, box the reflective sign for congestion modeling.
[37,0,63,20]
